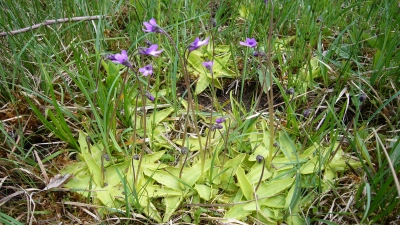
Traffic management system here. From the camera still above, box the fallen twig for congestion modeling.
[0,15,109,37]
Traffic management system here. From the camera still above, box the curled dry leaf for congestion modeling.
[44,174,72,190]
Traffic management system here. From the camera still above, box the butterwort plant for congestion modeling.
[106,44,164,185]
[140,18,211,174]
[141,19,211,179]
[107,17,212,178]
[140,17,212,181]
[108,48,144,185]
[103,18,267,190]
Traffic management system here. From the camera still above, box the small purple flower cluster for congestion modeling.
[106,18,259,106]
[210,117,227,130]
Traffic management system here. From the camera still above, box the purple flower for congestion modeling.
[303,109,312,117]
[211,124,223,130]
[145,91,155,102]
[202,61,213,72]
[189,37,210,52]
[240,38,257,48]
[215,117,226,124]
[139,64,153,76]
[253,51,266,57]
[107,50,131,66]
[140,44,163,57]
[143,18,162,33]
[144,40,152,47]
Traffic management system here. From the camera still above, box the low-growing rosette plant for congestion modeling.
[60,14,364,225]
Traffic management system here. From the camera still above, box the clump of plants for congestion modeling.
[61,14,362,224]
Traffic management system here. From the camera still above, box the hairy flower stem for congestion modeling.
[255,157,266,192]
[179,148,189,179]
[183,52,204,173]
[103,49,147,187]
[266,1,276,170]
[254,0,276,170]
[159,30,204,173]
[101,68,130,187]
[220,121,231,166]
[240,48,250,107]
[204,65,214,161]
[126,65,148,187]
[132,94,140,184]
[204,16,216,172]
[274,91,295,136]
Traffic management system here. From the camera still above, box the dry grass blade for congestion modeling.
[0,190,25,207]
[80,207,100,222]
[0,176,7,188]
[34,150,49,184]
[0,15,110,36]
[61,201,148,220]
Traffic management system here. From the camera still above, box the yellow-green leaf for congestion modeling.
[236,167,253,200]
[246,162,272,184]
[182,159,212,187]
[224,204,251,220]
[163,196,183,222]
[195,73,210,95]
[256,178,295,198]
[143,169,182,191]
[195,184,212,201]
[139,196,162,223]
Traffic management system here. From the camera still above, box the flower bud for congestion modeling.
[256,155,264,163]
[359,94,367,103]
[303,109,312,117]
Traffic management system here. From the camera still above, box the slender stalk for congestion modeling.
[103,51,149,187]
[183,52,205,173]
[273,89,295,136]
[179,148,189,179]
[158,30,204,173]
[203,64,215,168]
[100,67,130,187]
[204,14,216,165]
[126,64,148,187]
[265,0,275,169]
[240,48,249,107]
[255,155,265,192]
[132,94,139,184]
